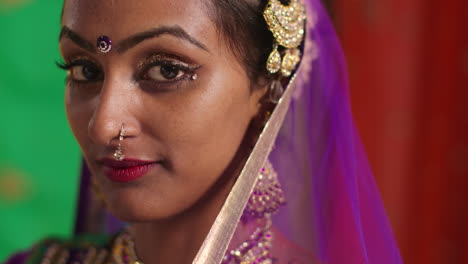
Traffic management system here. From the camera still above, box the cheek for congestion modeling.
[64,84,96,155]
[132,70,254,216]
[165,73,253,172]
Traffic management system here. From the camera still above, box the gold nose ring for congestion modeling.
[113,124,125,161]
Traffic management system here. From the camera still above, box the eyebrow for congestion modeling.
[116,25,209,53]
[59,25,209,54]
[59,26,96,54]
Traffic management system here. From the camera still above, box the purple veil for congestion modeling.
[70,0,403,263]
[269,0,403,263]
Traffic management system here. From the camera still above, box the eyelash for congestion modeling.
[56,59,103,84]
[56,54,200,88]
[138,55,199,83]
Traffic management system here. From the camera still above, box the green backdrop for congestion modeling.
[0,0,79,260]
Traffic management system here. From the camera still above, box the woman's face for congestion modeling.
[60,0,266,221]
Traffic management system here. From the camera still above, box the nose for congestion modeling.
[88,78,139,146]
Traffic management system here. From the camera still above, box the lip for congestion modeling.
[99,158,159,183]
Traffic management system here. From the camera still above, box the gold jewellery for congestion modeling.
[113,124,125,161]
[264,0,306,77]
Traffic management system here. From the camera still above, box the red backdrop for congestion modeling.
[331,0,468,263]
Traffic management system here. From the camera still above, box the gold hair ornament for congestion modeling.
[264,0,306,77]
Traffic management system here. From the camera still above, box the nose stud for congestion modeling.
[113,124,125,161]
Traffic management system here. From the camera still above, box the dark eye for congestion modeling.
[70,64,102,82]
[146,63,185,81]
[57,59,102,83]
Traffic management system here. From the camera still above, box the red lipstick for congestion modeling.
[99,158,159,183]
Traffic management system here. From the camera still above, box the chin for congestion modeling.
[110,210,156,223]
[104,191,176,223]
[107,202,176,223]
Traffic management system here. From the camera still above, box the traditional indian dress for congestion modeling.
[5,0,403,263]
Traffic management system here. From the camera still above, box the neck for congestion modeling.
[130,197,221,264]
[129,214,267,264]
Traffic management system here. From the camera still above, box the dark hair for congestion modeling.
[204,0,278,87]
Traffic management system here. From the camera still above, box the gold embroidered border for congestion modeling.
[192,74,298,264]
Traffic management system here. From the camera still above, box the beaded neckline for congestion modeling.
[110,218,274,264]
[38,216,274,264]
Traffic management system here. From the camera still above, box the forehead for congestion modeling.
[62,0,213,45]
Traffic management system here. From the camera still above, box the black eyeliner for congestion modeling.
[56,60,71,70]
[56,58,103,83]
[137,53,201,83]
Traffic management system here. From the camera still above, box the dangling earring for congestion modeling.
[269,80,284,103]
[266,42,281,74]
[243,159,286,220]
[113,124,125,161]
